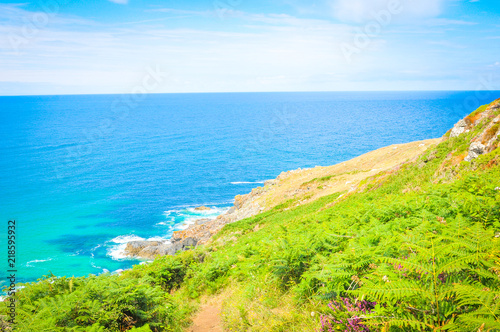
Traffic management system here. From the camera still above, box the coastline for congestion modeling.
[8,98,500,331]
[124,137,441,259]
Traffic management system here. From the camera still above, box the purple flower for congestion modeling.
[318,297,376,332]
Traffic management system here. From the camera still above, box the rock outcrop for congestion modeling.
[171,187,266,245]
[123,187,269,259]
[125,241,161,257]
[124,237,198,259]
[450,118,471,138]
[449,99,500,162]
[194,206,212,211]
[464,142,486,162]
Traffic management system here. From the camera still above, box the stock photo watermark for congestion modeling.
[451,73,498,117]
[6,220,17,324]
[340,0,403,64]
[8,0,71,54]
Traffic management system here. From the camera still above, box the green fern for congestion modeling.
[450,283,500,331]
[356,217,500,331]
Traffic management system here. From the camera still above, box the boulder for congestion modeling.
[125,241,160,256]
[234,195,246,209]
[464,142,486,162]
[194,206,211,211]
[125,237,199,259]
[137,245,163,259]
[164,237,198,256]
[450,118,471,138]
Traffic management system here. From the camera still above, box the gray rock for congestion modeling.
[450,119,470,138]
[194,218,212,225]
[125,241,161,256]
[165,237,198,256]
[138,245,162,257]
[127,237,199,259]
[464,142,486,162]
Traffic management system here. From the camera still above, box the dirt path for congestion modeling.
[188,298,224,332]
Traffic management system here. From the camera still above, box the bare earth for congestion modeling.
[188,297,224,332]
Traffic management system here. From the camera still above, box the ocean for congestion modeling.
[1,91,497,286]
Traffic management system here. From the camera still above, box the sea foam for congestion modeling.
[26,258,53,267]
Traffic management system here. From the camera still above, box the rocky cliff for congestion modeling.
[125,137,442,259]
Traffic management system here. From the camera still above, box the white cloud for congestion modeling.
[0,5,358,94]
[0,2,495,94]
[329,0,445,23]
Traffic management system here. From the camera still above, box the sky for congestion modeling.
[0,0,499,95]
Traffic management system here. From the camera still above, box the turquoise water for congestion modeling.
[1,91,498,286]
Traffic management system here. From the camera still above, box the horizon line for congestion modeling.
[1,89,500,98]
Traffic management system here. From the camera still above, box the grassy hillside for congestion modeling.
[3,100,500,332]
[234,138,440,211]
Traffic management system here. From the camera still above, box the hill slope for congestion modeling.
[128,138,439,259]
[3,99,500,332]
[171,138,440,245]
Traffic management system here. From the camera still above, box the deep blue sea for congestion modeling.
[1,91,498,286]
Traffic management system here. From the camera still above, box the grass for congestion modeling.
[484,123,500,143]
[301,170,366,187]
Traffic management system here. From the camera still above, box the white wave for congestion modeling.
[164,200,233,214]
[26,258,52,267]
[110,234,145,244]
[185,206,229,215]
[171,206,230,230]
[146,236,166,242]
[231,181,266,184]
[163,205,230,230]
[107,235,144,260]
[70,250,83,256]
[91,244,102,252]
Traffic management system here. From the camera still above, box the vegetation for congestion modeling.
[2,101,500,331]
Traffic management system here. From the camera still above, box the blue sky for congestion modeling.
[0,0,499,95]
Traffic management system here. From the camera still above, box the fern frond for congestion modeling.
[357,279,434,302]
